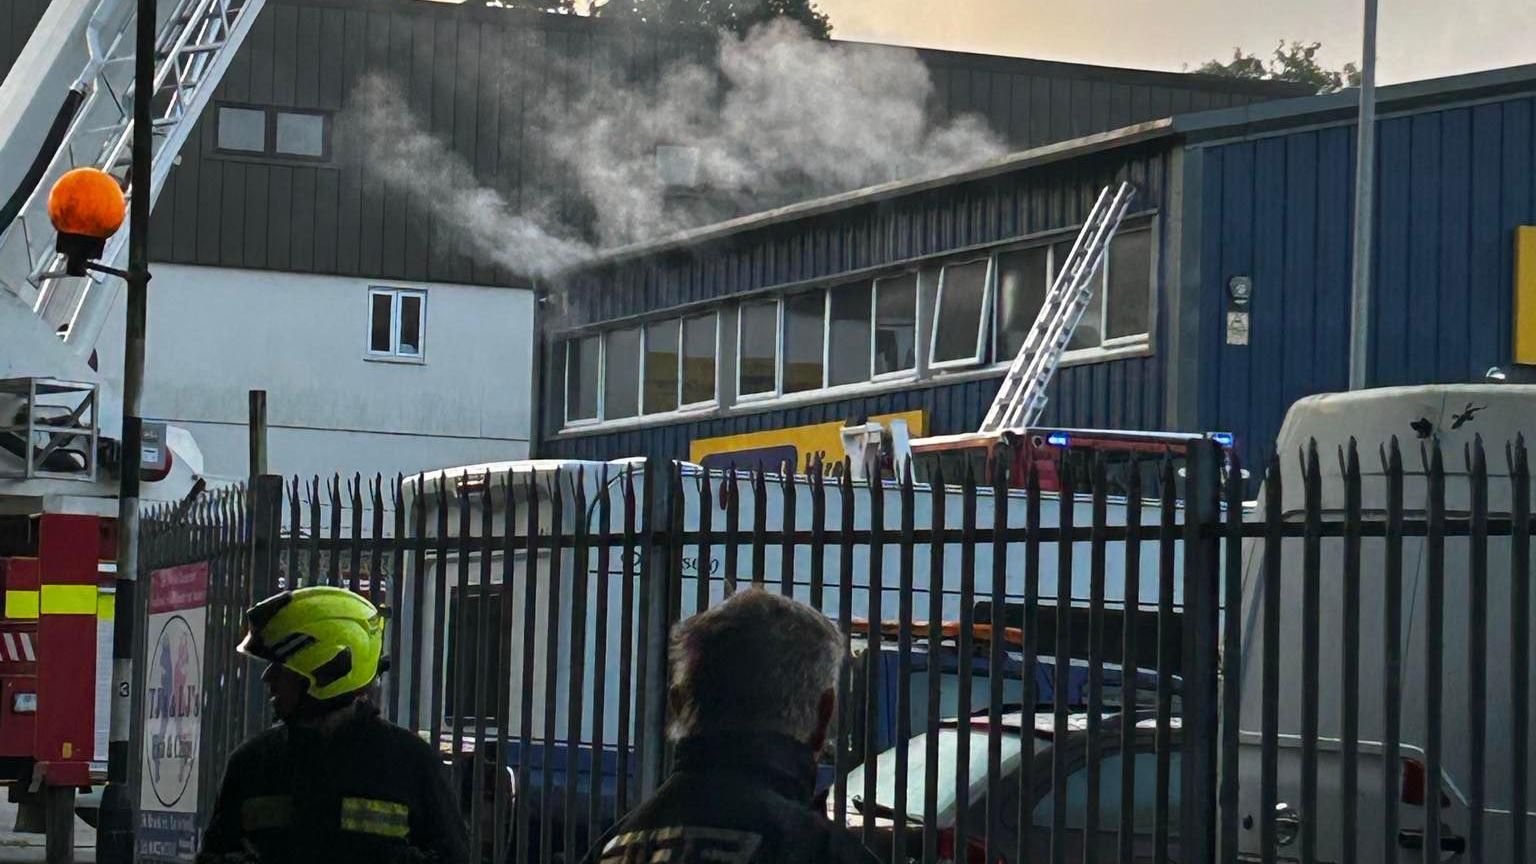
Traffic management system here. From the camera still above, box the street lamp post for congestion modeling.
[44,0,155,858]
[1347,0,1379,390]
[98,0,155,855]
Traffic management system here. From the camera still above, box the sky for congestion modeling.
[814,0,1536,85]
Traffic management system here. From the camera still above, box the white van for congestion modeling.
[1233,384,1536,862]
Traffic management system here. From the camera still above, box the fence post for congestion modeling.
[636,458,676,797]
[246,475,283,734]
[1180,441,1222,864]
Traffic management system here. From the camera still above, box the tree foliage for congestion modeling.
[1196,41,1361,94]
[592,0,832,39]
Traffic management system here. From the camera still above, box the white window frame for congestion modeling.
[365,286,427,363]
[927,256,995,371]
[989,218,1156,369]
[871,272,920,383]
[736,299,783,403]
[561,313,722,431]
[1096,226,1156,350]
[780,289,829,394]
[601,326,642,421]
[678,311,721,411]
[824,280,873,389]
[562,335,602,428]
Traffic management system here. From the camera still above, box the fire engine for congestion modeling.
[0,0,260,852]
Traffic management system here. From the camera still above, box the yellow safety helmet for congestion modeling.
[238,586,385,701]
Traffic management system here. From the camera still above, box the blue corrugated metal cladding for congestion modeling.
[543,144,1175,463]
[1197,96,1536,474]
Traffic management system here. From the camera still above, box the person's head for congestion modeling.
[238,586,385,722]
[667,588,843,751]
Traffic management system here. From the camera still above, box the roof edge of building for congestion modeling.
[1173,62,1536,142]
[562,117,1177,275]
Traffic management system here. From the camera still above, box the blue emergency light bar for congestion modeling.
[1209,432,1235,447]
[1045,432,1071,447]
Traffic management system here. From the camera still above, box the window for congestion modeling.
[873,274,918,377]
[656,145,702,189]
[275,110,327,158]
[216,106,265,152]
[995,245,1049,361]
[214,103,331,160]
[565,335,600,423]
[445,587,502,717]
[1106,229,1153,340]
[366,287,426,360]
[783,291,826,394]
[993,224,1154,361]
[827,281,872,386]
[738,301,779,398]
[644,319,681,414]
[930,259,992,368]
[604,328,641,419]
[681,313,718,406]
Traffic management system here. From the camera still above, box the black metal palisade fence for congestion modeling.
[139,435,1534,864]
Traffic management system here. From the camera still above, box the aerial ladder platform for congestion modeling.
[0,0,263,850]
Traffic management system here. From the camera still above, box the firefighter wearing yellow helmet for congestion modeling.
[197,587,469,864]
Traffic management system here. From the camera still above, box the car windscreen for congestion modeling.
[847,728,1029,822]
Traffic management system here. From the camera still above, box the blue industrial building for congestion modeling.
[538,65,1536,475]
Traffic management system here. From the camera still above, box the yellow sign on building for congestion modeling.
[1517,226,1536,365]
[689,410,928,476]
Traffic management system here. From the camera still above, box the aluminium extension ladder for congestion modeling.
[978,181,1135,435]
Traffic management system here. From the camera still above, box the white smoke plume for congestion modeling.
[348,75,596,277]
[350,20,1008,276]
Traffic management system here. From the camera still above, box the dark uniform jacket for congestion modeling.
[197,702,469,864]
[583,732,878,864]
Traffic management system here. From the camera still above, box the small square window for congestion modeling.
[656,144,702,188]
[275,111,327,158]
[217,106,266,152]
[367,288,427,361]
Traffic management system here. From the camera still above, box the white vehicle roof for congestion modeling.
[1271,384,1536,514]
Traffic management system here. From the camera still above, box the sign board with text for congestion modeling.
[689,410,927,475]
[137,562,208,863]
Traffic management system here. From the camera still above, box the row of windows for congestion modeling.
[216,104,330,160]
[565,313,718,423]
[561,220,1156,427]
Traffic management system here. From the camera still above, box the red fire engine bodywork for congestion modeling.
[0,514,104,788]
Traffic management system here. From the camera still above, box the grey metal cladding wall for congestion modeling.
[558,145,1168,324]
[0,0,49,81]
[1196,94,1536,475]
[145,0,715,286]
[142,0,1299,287]
[542,143,1171,463]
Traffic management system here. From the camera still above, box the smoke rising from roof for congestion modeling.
[347,75,597,277]
[349,20,1006,277]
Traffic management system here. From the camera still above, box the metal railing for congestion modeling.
[137,434,1535,864]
